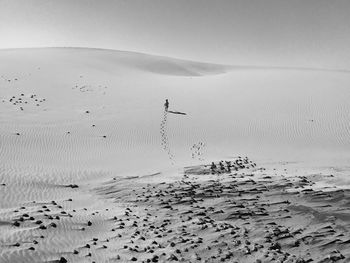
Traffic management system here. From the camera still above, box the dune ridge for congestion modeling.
[2,47,350,75]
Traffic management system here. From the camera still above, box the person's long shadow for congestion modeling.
[167,110,187,115]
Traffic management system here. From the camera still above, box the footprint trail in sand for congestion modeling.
[160,110,175,164]
[190,141,206,161]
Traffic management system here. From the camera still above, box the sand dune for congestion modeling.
[1,48,350,262]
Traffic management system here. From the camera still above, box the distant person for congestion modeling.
[164,99,169,111]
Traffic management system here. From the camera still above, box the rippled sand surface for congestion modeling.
[1,48,350,262]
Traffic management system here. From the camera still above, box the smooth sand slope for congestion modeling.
[0,48,350,262]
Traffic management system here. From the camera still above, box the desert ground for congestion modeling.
[1,48,350,262]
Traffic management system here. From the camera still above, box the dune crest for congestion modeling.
[0,47,232,77]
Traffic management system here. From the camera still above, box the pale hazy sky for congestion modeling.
[1,0,350,68]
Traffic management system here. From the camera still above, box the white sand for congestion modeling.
[0,48,350,262]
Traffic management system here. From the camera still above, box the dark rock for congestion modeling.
[269,242,281,250]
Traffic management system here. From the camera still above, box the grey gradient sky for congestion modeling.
[1,0,350,68]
